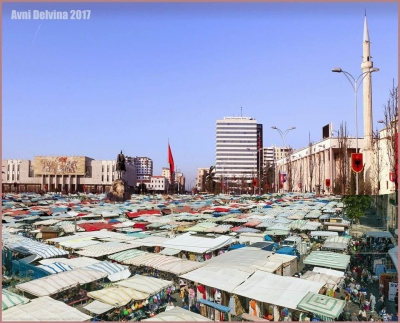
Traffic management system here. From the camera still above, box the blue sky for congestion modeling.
[2,2,398,186]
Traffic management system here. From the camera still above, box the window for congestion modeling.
[102,175,104,181]
[102,165,104,173]
[85,166,92,177]
[29,165,34,177]
[17,165,20,172]
[107,165,109,172]
[107,176,109,182]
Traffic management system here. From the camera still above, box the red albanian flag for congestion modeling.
[351,153,363,173]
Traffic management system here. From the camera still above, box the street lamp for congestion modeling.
[332,66,379,195]
[271,126,296,193]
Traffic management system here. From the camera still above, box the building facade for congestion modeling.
[147,176,169,193]
[215,116,262,183]
[196,167,209,192]
[275,137,362,194]
[126,156,153,181]
[2,156,137,194]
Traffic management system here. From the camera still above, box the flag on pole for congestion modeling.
[168,142,175,183]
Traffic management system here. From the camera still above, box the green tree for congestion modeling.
[341,195,371,224]
[205,166,215,193]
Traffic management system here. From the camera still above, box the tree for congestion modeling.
[334,122,352,195]
[308,133,314,193]
[205,166,216,193]
[369,129,384,195]
[341,195,371,224]
[262,161,275,193]
[380,81,398,198]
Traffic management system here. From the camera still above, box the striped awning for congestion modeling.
[2,289,30,310]
[85,261,128,275]
[5,238,69,259]
[76,242,136,257]
[37,262,75,274]
[297,292,346,321]
[303,251,350,270]
[115,275,173,295]
[108,249,147,263]
[88,286,149,307]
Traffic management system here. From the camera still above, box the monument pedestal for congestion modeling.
[108,179,129,202]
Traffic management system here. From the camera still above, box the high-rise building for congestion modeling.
[215,116,262,181]
[126,156,153,181]
[197,167,209,191]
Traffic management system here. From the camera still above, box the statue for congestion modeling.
[116,150,126,179]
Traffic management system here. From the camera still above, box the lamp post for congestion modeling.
[332,67,379,195]
[271,126,296,193]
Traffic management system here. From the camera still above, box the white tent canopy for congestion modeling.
[312,267,345,278]
[82,300,114,315]
[142,306,213,321]
[160,232,233,254]
[232,270,325,310]
[200,247,273,273]
[301,271,342,289]
[87,286,150,307]
[16,268,107,297]
[180,266,251,293]
[39,256,102,268]
[2,296,92,321]
[115,275,173,295]
[322,236,350,250]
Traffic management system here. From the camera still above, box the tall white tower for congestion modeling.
[361,14,374,151]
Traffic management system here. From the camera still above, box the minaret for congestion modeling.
[361,13,373,151]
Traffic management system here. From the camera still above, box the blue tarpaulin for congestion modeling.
[197,298,231,312]
[228,244,246,251]
[276,246,296,255]
[264,234,273,242]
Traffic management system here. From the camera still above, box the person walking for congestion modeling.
[377,295,385,313]
[358,307,367,321]
[360,292,366,307]
[369,293,376,312]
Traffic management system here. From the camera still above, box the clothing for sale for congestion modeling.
[197,284,207,300]
[215,309,220,321]
[215,290,222,304]
[229,297,235,315]
[249,300,257,316]
[274,305,280,322]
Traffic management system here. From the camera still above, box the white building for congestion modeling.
[2,156,137,193]
[275,137,362,194]
[376,125,397,195]
[147,176,169,193]
[127,156,153,181]
[215,116,261,181]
